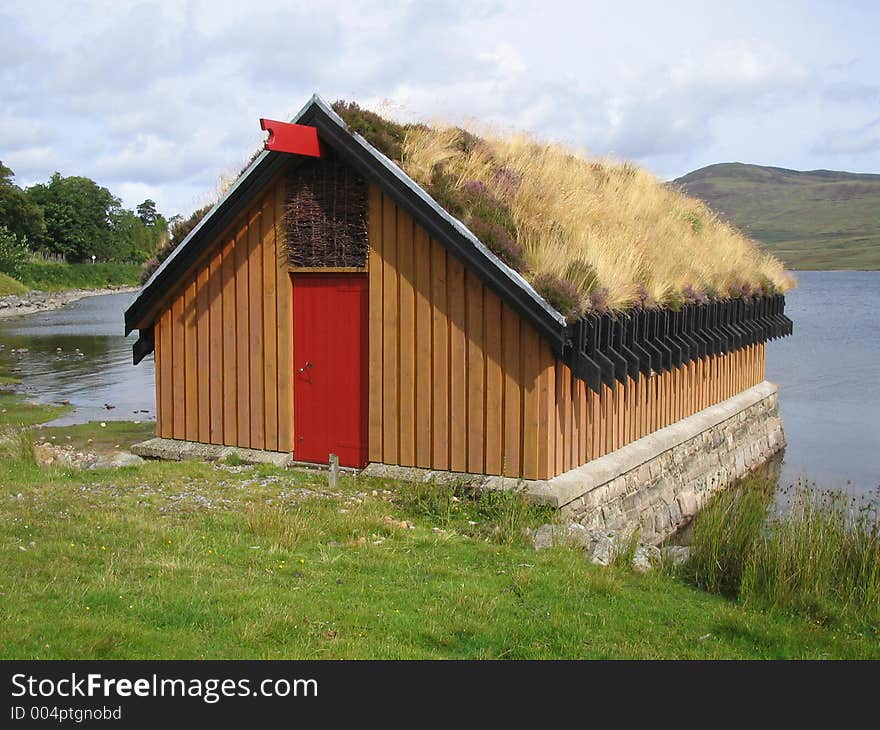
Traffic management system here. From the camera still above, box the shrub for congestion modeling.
[332,100,410,162]
[169,205,212,250]
[140,204,211,284]
[589,288,610,314]
[140,257,160,284]
[531,271,584,320]
[634,283,652,308]
[0,226,29,277]
[467,218,528,272]
[683,284,706,305]
[15,262,140,291]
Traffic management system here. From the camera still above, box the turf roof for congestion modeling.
[332,101,794,320]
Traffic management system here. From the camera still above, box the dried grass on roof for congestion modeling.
[334,101,795,318]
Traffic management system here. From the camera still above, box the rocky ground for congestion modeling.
[529,522,690,572]
[0,285,137,319]
[32,441,145,470]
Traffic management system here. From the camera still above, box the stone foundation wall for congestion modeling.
[554,381,784,544]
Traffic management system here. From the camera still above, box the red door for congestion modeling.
[292,273,369,468]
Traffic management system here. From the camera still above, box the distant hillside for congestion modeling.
[673,163,880,270]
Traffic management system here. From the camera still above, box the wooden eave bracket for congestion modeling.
[260,118,322,157]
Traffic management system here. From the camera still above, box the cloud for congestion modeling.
[2,147,64,181]
[0,116,53,150]
[812,118,880,157]
[2,0,879,212]
[821,79,880,103]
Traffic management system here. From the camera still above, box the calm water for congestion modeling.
[766,270,879,494]
[0,292,154,426]
[0,274,877,492]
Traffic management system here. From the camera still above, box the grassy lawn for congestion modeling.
[1,402,877,659]
[0,389,69,425]
[14,262,141,291]
[34,419,155,453]
[0,272,29,296]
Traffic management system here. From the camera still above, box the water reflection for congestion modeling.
[0,292,155,426]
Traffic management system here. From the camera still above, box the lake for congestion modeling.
[0,272,877,493]
[0,291,154,426]
[765,270,879,494]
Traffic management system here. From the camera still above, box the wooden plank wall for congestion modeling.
[366,183,767,480]
[551,342,766,480]
[367,185,557,480]
[153,176,293,452]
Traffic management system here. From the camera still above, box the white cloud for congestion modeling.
[0,116,53,150]
[3,147,64,182]
[813,118,880,157]
[2,0,878,212]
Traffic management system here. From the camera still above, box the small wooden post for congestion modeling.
[328,453,339,489]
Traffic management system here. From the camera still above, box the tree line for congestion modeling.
[0,161,171,276]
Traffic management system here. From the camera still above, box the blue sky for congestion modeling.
[2,1,878,217]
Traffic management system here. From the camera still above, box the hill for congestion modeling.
[673,163,880,270]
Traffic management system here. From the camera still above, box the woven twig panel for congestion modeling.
[285,156,368,267]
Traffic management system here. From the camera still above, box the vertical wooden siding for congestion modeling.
[153,176,293,452]
[367,185,555,479]
[544,343,766,480]
[366,184,767,480]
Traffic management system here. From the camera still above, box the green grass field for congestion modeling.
[0,272,29,296]
[0,389,69,424]
[0,399,877,659]
[674,163,880,270]
[13,262,140,291]
[35,419,155,453]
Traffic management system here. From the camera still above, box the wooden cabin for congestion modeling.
[125,95,791,480]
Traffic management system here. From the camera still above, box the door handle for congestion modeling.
[297,361,313,374]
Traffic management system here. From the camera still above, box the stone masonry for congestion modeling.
[548,380,784,544]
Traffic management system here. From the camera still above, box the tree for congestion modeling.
[25,173,121,262]
[0,226,29,276]
[0,161,46,245]
[136,199,158,226]
[111,208,170,264]
[168,204,211,249]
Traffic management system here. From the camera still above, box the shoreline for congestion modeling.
[0,285,139,320]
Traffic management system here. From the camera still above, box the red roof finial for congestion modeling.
[260,118,322,157]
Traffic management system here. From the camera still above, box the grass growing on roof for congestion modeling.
[333,101,795,318]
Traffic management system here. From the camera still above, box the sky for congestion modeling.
[2,0,879,218]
